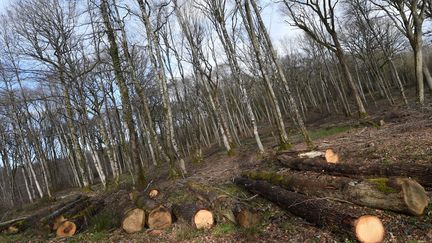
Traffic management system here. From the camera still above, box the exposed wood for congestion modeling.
[244,170,429,215]
[355,215,385,243]
[40,195,88,227]
[122,208,145,234]
[172,203,214,229]
[56,221,76,237]
[234,177,385,242]
[147,206,172,230]
[277,154,432,187]
[186,181,236,223]
[149,189,159,199]
[325,149,339,163]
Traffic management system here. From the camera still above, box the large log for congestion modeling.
[244,171,429,216]
[234,177,385,243]
[186,181,236,223]
[147,206,172,230]
[277,154,432,187]
[110,190,146,234]
[56,199,105,237]
[41,195,90,230]
[136,194,172,230]
[172,203,214,229]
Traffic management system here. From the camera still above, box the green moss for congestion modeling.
[88,210,118,232]
[367,178,398,194]
[227,148,235,156]
[309,126,352,140]
[212,223,237,236]
[278,142,292,151]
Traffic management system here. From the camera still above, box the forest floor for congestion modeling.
[2,95,432,242]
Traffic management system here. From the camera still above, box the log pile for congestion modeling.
[1,149,430,242]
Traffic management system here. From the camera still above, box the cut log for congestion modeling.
[0,195,89,234]
[355,215,385,243]
[122,208,146,234]
[111,190,146,234]
[55,199,105,237]
[244,171,429,216]
[40,195,90,230]
[277,154,432,187]
[186,181,237,223]
[325,149,339,163]
[147,206,172,230]
[234,177,385,242]
[56,221,76,237]
[149,189,159,199]
[172,203,214,229]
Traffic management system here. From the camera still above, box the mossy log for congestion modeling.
[42,195,90,230]
[172,203,214,229]
[277,155,432,187]
[244,171,429,215]
[56,199,105,237]
[234,177,385,243]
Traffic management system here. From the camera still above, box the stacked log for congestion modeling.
[136,193,173,230]
[243,170,429,215]
[55,198,105,237]
[234,177,385,243]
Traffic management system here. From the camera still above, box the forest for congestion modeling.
[0,0,431,242]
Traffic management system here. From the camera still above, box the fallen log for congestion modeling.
[0,195,89,234]
[136,195,172,230]
[56,199,105,237]
[186,181,237,223]
[244,171,429,216]
[277,155,432,187]
[234,177,385,243]
[110,190,146,234]
[172,203,214,229]
[41,195,90,230]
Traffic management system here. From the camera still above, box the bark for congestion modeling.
[100,0,145,184]
[244,170,429,215]
[172,203,214,229]
[236,0,291,148]
[234,177,385,243]
[137,0,186,176]
[277,155,432,188]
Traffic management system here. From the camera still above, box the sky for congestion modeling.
[0,0,300,53]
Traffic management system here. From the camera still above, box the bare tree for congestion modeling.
[280,0,368,117]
